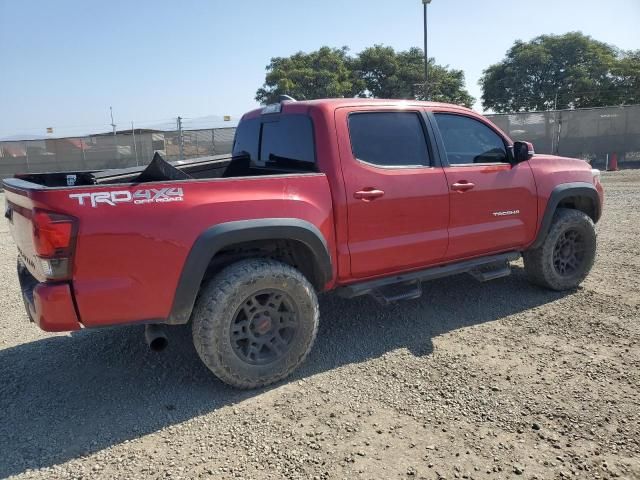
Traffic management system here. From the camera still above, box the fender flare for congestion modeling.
[167,218,332,325]
[530,182,601,250]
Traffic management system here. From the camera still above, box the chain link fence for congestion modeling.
[2,105,639,178]
[0,127,236,178]
[487,104,640,169]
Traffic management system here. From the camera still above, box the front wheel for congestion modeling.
[192,258,319,389]
[523,208,597,291]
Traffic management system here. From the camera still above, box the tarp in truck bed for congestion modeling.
[91,153,233,184]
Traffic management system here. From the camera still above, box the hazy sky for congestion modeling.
[1,0,639,138]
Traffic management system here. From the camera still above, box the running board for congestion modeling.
[468,264,513,282]
[370,281,423,306]
[337,251,520,300]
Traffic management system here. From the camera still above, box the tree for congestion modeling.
[613,50,640,105]
[255,47,360,104]
[354,45,474,107]
[480,32,640,112]
[256,45,475,107]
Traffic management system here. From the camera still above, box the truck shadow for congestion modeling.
[0,266,569,477]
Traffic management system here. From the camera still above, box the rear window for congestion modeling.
[232,114,316,171]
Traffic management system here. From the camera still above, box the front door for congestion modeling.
[430,111,538,260]
[336,107,450,279]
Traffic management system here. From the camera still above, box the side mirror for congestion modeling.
[512,141,535,164]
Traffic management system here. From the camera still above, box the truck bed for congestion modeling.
[8,152,313,189]
[10,154,241,188]
[3,164,333,330]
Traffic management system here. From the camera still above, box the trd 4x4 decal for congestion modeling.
[69,188,184,207]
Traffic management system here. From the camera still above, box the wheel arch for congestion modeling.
[530,182,601,250]
[167,219,332,325]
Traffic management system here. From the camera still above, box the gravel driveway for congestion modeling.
[0,170,638,480]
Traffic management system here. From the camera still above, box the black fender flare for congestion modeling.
[167,218,332,325]
[530,182,601,250]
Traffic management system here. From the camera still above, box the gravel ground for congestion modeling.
[0,170,639,480]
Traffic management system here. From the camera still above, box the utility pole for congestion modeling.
[131,121,139,166]
[177,116,184,161]
[110,106,117,136]
[80,137,86,167]
[422,0,431,100]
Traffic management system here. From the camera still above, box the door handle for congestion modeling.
[451,181,475,192]
[354,188,385,201]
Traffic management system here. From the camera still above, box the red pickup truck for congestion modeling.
[4,98,603,388]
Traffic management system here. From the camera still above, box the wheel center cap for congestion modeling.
[253,312,272,335]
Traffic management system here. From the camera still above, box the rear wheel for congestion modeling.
[523,208,596,291]
[192,258,319,389]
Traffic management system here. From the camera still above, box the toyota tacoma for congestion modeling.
[3,98,604,388]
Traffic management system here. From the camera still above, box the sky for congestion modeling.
[1,0,639,139]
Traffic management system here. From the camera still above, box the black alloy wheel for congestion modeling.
[552,229,586,277]
[230,290,299,365]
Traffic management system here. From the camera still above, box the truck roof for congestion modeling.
[242,98,475,120]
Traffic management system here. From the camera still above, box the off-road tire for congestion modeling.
[192,258,319,389]
[523,208,596,291]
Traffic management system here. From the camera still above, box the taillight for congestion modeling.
[32,209,77,280]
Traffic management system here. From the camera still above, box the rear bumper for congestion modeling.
[18,260,81,332]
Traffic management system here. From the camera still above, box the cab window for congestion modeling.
[434,113,508,165]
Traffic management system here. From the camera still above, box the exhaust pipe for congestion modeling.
[145,324,168,352]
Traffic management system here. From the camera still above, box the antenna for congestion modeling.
[278,95,296,103]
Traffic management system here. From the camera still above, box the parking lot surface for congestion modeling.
[0,171,638,479]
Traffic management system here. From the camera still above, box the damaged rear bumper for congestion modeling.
[18,260,81,332]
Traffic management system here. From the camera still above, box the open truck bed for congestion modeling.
[9,149,314,191]
[2,148,333,333]
[11,153,236,188]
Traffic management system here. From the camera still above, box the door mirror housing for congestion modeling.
[512,141,535,164]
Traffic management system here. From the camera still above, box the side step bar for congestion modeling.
[468,264,513,282]
[337,251,521,301]
[370,281,423,306]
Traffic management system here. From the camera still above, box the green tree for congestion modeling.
[255,47,360,104]
[480,32,640,112]
[613,50,640,105]
[354,45,474,107]
[256,45,475,107]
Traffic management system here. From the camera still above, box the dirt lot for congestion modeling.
[0,170,638,480]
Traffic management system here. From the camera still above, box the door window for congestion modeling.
[434,113,508,165]
[348,112,430,167]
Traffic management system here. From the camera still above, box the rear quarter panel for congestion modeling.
[10,174,334,327]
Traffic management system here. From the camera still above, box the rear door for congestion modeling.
[335,106,449,279]
[429,111,538,259]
